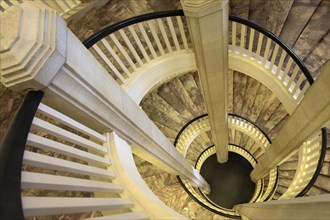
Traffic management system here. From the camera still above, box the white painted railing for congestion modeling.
[179,177,240,217]
[108,132,187,220]
[258,167,278,202]
[85,12,194,104]
[194,145,265,203]
[228,145,257,168]
[21,102,184,219]
[0,0,107,21]
[250,179,263,203]
[175,114,271,161]
[175,115,209,156]
[279,131,323,199]
[228,114,271,155]
[84,13,313,115]
[194,146,216,171]
[228,18,313,114]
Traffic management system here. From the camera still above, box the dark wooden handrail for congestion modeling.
[0,91,43,220]
[296,128,327,197]
[83,10,184,48]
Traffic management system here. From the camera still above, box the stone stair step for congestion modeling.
[306,185,329,196]
[279,160,298,171]
[314,174,330,192]
[304,31,330,78]
[279,0,321,47]
[292,0,330,60]
[229,0,250,19]
[320,162,330,176]
[178,72,206,115]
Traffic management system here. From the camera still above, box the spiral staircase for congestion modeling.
[0,0,329,220]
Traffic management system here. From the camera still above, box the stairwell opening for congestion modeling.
[200,152,255,209]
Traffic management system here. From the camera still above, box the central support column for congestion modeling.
[181,0,229,163]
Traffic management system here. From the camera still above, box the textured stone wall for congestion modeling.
[68,0,181,40]
[0,84,23,145]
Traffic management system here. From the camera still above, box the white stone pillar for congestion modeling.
[0,2,210,193]
[234,194,330,220]
[251,62,330,181]
[181,0,229,163]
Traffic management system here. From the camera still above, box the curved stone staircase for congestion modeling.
[135,70,329,218]
[0,0,329,219]
[69,0,329,219]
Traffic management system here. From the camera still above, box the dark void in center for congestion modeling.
[200,152,256,209]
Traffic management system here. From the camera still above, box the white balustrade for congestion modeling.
[108,132,187,220]
[228,115,270,153]
[21,103,153,219]
[80,13,312,117]
[88,15,195,104]
[180,178,240,217]
[258,167,278,202]
[176,115,271,163]
[194,145,265,203]
[229,21,312,114]
[279,131,323,199]
[249,179,263,203]
[176,116,210,156]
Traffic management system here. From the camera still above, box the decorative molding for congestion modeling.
[180,0,228,17]
[0,2,66,92]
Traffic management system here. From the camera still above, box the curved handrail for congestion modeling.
[178,144,265,218]
[174,114,207,147]
[229,15,314,85]
[83,11,314,86]
[264,166,279,201]
[297,127,327,197]
[228,143,259,166]
[82,11,314,113]
[83,10,185,48]
[251,178,264,203]
[176,176,241,219]
[194,145,263,203]
[174,113,271,149]
[0,91,43,219]
[229,113,272,144]
[194,145,215,169]
[194,144,258,170]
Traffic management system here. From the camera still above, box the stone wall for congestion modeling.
[0,84,23,144]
